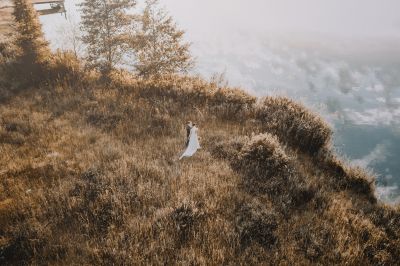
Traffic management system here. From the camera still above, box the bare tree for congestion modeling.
[57,15,84,58]
[57,16,84,58]
[133,0,194,77]
[79,0,136,74]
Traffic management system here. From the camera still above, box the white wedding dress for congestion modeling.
[179,126,201,160]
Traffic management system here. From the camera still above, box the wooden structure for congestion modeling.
[32,0,66,17]
[0,0,67,41]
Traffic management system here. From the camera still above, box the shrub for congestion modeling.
[224,133,315,215]
[107,69,137,90]
[324,154,376,202]
[210,87,256,121]
[236,199,278,249]
[233,133,291,181]
[210,136,248,161]
[170,202,205,245]
[153,201,205,251]
[256,97,332,154]
[47,51,84,85]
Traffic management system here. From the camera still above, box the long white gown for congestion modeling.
[179,126,201,160]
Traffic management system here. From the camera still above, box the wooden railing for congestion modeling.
[32,0,65,4]
[32,0,66,17]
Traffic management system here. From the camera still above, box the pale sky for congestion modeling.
[163,0,400,39]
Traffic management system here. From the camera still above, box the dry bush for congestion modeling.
[84,90,177,138]
[107,69,138,90]
[210,135,248,161]
[63,170,128,235]
[168,202,206,247]
[322,153,376,202]
[236,198,278,250]
[363,205,400,239]
[210,87,256,121]
[0,159,157,264]
[325,195,400,266]
[256,97,332,154]
[218,133,316,216]
[0,127,25,146]
[47,51,84,85]
[2,119,32,136]
[233,133,291,181]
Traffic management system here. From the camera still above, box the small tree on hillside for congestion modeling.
[13,0,50,67]
[79,0,136,74]
[133,0,194,77]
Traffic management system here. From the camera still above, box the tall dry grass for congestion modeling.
[1,2,399,264]
[256,96,332,154]
[1,72,399,264]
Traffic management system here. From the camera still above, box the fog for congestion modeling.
[163,0,400,39]
[38,0,400,203]
[158,0,400,204]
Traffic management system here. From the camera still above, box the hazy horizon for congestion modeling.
[164,0,400,39]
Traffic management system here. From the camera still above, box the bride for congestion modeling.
[179,123,201,160]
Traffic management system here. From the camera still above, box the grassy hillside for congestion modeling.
[1,2,400,265]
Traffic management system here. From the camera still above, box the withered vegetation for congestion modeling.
[0,1,399,265]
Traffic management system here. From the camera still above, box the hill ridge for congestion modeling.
[1,1,399,264]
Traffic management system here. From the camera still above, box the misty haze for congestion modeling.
[40,0,400,203]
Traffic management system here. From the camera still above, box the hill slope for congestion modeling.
[1,1,399,263]
[0,71,399,264]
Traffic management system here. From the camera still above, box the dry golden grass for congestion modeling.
[1,1,399,264]
[256,96,332,154]
[0,71,399,265]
